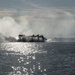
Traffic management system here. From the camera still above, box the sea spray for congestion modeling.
[0,8,75,39]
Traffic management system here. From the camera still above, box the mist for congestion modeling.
[0,8,75,42]
[17,9,75,38]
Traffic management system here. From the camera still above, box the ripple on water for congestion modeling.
[0,42,47,75]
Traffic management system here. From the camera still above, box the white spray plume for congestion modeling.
[0,17,22,37]
[0,8,75,43]
[46,39,52,42]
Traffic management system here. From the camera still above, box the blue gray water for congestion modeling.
[0,42,75,75]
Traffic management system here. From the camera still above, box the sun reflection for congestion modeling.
[0,42,47,75]
[1,43,43,55]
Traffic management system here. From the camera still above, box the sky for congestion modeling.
[0,0,75,38]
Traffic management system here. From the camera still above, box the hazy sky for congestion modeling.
[0,0,75,9]
[0,0,75,38]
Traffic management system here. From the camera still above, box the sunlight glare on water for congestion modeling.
[1,42,46,55]
[0,42,47,75]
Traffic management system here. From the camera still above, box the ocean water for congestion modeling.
[0,42,75,75]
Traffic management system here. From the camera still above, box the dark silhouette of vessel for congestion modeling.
[17,34,47,42]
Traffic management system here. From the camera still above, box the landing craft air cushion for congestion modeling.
[17,34,47,42]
